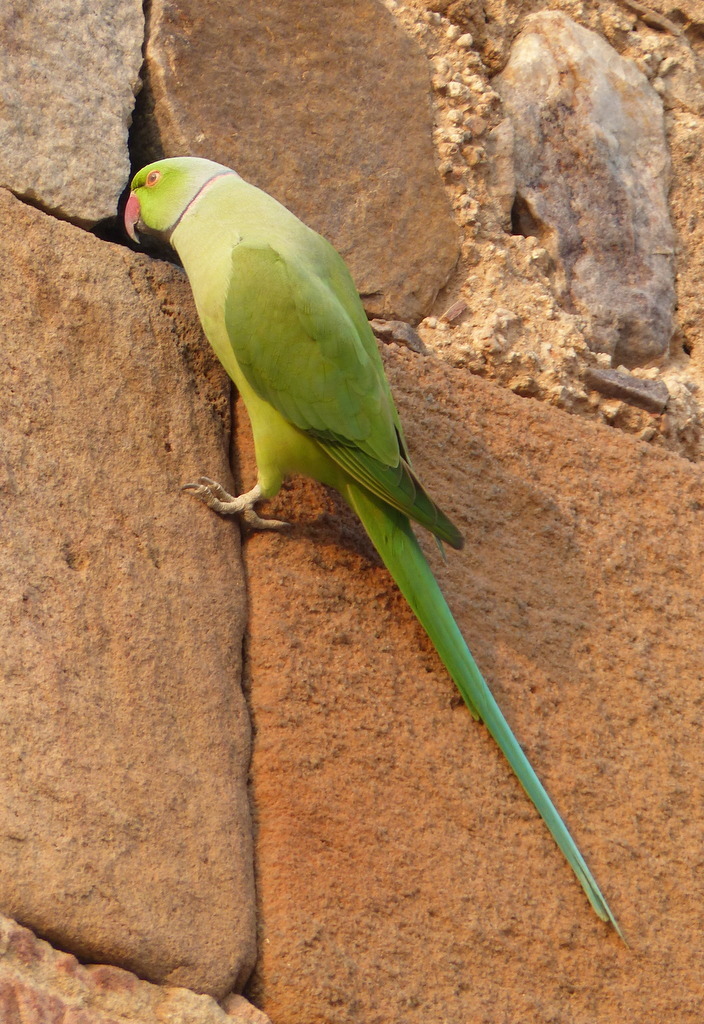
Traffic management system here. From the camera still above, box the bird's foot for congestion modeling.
[181,477,289,530]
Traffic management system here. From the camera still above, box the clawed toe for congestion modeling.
[189,476,234,502]
[182,476,236,503]
[182,477,288,531]
[242,508,290,531]
[182,475,250,515]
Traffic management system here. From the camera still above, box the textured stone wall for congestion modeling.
[1,1,704,1022]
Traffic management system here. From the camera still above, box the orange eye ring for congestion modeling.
[145,170,161,187]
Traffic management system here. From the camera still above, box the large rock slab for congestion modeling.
[0,189,255,998]
[497,12,676,367]
[136,0,459,323]
[0,913,270,1024]
[0,0,143,226]
[236,346,703,1022]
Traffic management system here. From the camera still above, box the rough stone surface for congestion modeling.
[0,189,255,998]
[0,1,143,226]
[236,344,703,1023]
[495,12,676,367]
[0,912,270,1024]
[134,0,459,323]
[4,2,704,1018]
[373,1,703,461]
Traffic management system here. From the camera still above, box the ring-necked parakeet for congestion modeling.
[125,157,621,937]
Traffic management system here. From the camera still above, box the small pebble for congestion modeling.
[464,74,485,93]
[465,114,487,136]
[529,248,551,273]
[441,299,468,323]
[464,146,484,167]
[448,81,470,100]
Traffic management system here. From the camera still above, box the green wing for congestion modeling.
[224,238,463,549]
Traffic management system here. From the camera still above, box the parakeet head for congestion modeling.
[125,157,238,242]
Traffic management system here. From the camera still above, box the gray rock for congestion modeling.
[0,189,255,998]
[484,118,516,230]
[0,912,270,1023]
[371,319,428,354]
[0,0,143,226]
[583,367,670,413]
[497,12,676,367]
[134,0,459,324]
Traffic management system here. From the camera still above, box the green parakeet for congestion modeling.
[125,156,621,937]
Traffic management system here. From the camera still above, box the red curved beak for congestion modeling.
[124,193,141,242]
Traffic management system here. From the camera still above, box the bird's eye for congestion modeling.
[146,170,161,187]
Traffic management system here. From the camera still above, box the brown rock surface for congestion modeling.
[0,912,270,1024]
[135,0,459,323]
[0,189,255,998]
[235,345,703,1022]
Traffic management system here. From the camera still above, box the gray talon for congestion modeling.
[182,477,288,530]
[242,508,290,530]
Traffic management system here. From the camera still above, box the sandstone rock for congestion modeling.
[0,912,269,1024]
[0,189,255,998]
[134,0,459,323]
[0,0,143,226]
[236,347,703,1022]
[496,12,676,368]
[221,994,272,1024]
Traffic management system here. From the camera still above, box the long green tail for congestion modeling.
[344,481,622,938]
